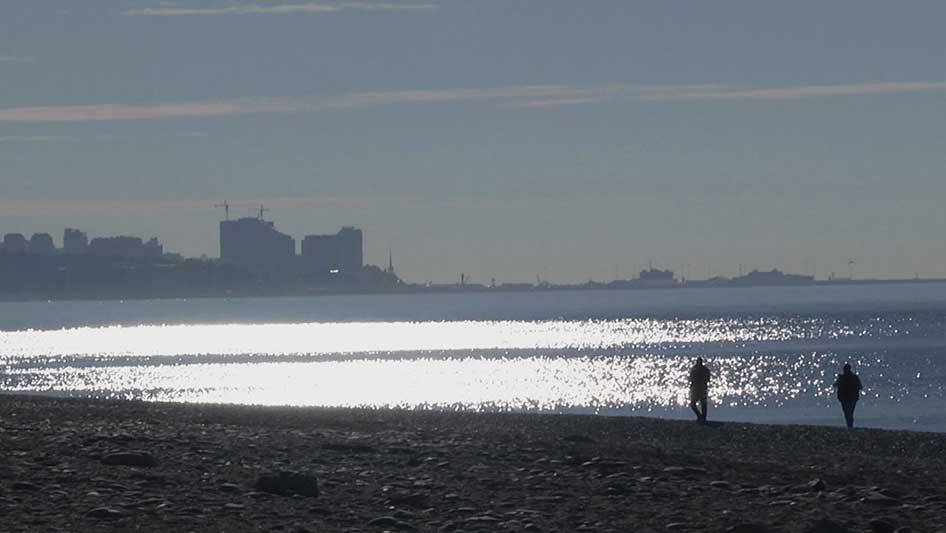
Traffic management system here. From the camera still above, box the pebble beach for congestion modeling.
[1,395,944,532]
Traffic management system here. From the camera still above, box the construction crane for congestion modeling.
[257,204,270,220]
[214,201,230,221]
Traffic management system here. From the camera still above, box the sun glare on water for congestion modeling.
[0,318,928,414]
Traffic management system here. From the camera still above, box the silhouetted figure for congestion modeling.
[688,357,711,423]
[833,363,863,429]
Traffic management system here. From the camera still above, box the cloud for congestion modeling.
[644,80,946,101]
[174,131,211,139]
[0,86,587,123]
[0,135,77,143]
[0,99,295,122]
[508,97,608,109]
[506,84,725,108]
[0,132,209,144]
[511,81,946,108]
[124,2,435,16]
[1,81,943,123]
[0,195,404,217]
[0,54,35,63]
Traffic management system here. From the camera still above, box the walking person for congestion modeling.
[688,357,711,423]
[833,363,863,429]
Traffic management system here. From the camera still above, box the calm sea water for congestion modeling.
[2,283,946,431]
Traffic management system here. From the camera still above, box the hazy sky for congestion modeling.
[2,1,945,283]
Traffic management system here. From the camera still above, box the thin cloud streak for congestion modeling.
[505,84,725,108]
[1,81,944,123]
[0,86,588,123]
[0,54,35,63]
[125,2,435,16]
[513,81,946,108]
[506,97,610,109]
[648,80,946,101]
[0,135,78,143]
[0,195,413,217]
[0,99,296,123]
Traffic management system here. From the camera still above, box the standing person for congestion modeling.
[834,363,863,429]
[688,357,711,423]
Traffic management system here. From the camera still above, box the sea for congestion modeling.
[2,283,946,432]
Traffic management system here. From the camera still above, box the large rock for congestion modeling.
[368,516,400,528]
[101,451,158,467]
[862,491,900,506]
[254,470,319,497]
[367,516,415,530]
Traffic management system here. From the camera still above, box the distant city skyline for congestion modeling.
[0,219,923,286]
[2,1,945,283]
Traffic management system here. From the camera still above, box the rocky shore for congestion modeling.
[1,395,944,532]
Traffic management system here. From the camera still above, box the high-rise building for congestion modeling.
[89,236,164,259]
[29,233,56,255]
[220,217,295,274]
[143,237,163,259]
[336,227,363,272]
[63,228,88,255]
[301,234,337,273]
[301,227,363,274]
[2,233,28,254]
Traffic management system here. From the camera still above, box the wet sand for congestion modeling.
[1,395,944,532]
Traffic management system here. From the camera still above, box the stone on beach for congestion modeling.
[101,451,159,467]
[253,470,320,497]
[85,507,125,520]
[726,524,770,533]
[367,515,415,530]
[869,518,897,533]
[12,481,42,491]
[806,519,852,533]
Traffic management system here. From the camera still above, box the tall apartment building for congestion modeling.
[301,227,363,274]
[2,233,28,254]
[219,217,295,274]
[89,236,163,259]
[29,233,56,255]
[63,228,89,255]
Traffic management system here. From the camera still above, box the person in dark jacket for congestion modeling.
[688,357,711,423]
[833,363,863,429]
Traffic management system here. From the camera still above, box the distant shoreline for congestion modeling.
[2,276,946,303]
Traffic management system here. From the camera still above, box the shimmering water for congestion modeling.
[2,283,946,431]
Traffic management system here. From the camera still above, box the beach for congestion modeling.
[0,396,943,532]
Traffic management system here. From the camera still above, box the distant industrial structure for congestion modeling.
[637,267,676,288]
[729,268,814,286]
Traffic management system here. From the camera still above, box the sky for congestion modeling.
[1,1,945,284]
